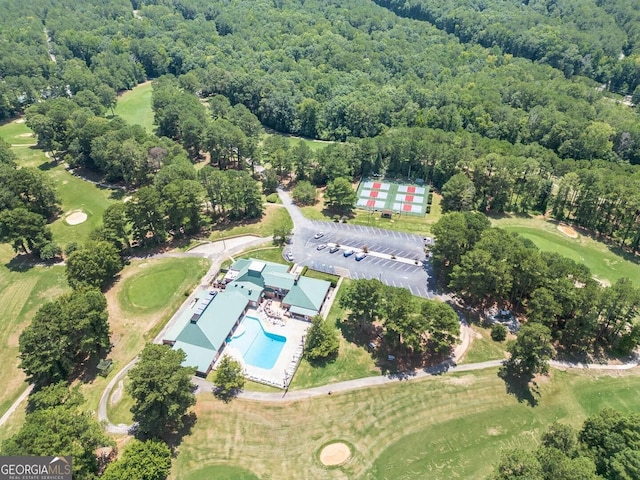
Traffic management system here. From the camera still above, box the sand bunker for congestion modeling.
[320,442,351,466]
[557,224,578,238]
[65,210,88,225]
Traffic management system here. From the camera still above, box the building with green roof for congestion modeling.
[164,259,331,376]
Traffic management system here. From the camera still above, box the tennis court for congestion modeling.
[355,179,431,216]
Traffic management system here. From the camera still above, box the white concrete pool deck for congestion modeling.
[216,308,310,388]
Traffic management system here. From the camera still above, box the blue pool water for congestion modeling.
[228,316,286,369]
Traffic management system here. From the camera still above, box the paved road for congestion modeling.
[278,189,433,298]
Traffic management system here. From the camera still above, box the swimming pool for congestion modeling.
[228,316,286,370]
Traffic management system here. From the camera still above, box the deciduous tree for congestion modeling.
[213,355,245,401]
[127,344,196,439]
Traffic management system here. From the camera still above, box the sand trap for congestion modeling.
[557,224,578,238]
[65,210,88,225]
[320,442,351,466]
[18,132,33,138]
[14,118,25,124]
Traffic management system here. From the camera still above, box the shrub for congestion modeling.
[491,324,508,342]
[266,193,279,203]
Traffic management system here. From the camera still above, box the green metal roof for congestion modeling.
[165,307,194,342]
[174,341,216,373]
[176,323,214,349]
[263,271,294,290]
[227,281,262,302]
[197,291,248,353]
[282,277,330,313]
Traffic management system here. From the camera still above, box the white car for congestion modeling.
[285,251,294,261]
[316,244,327,250]
[314,232,324,239]
[343,249,355,257]
[355,252,367,261]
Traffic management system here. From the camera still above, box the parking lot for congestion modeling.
[290,220,433,298]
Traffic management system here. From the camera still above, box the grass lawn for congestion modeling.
[117,257,208,317]
[178,465,259,480]
[290,280,380,390]
[113,81,154,133]
[209,205,293,241]
[492,215,640,285]
[79,257,208,414]
[237,246,289,266]
[459,325,509,365]
[0,120,36,146]
[171,367,640,480]
[107,377,135,425]
[0,245,69,419]
[6,137,119,248]
[48,165,119,247]
[302,269,340,286]
[262,131,334,152]
[301,191,442,236]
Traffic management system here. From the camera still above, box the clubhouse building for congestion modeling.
[163,259,331,377]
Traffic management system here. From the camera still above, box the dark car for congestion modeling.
[343,249,355,257]
[355,252,367,261]
[329,246,339,253]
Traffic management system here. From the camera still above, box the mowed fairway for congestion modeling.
[114,81,154,133]
[493,216,640,285]
[0,245,68,418]
[0,119,36,145]
[0,121,119,247]
[171,368,640,480]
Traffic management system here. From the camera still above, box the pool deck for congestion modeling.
[216,308,310,388]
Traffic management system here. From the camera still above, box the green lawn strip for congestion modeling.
[237,246,288,265]
[11,146,49,168]
[209,205,293,241]
[107,377,134,425]
[0,248,68,418]
[492,216,640,285]
[262,131,333,152]
[458,325,508,365]
[47,166,118,247]
[301,269,340,286]
[0,120,36,145]
[113,82,154,133]
[171,368,640,480]
[0,396,27,444]
[290,279,379,390]
[300,193,442,236]
[178,465,259,480]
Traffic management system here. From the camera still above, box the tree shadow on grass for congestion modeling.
[135,412,197,451]
[305,350,338,368]
[5,253,37,272]
[498,367,539,407]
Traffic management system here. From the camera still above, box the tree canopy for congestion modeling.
[127,344,196,439]
[19,288,110,386]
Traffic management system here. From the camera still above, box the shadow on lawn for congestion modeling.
[498,368,539,407]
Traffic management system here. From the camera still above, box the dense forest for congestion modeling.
[1,0,640,254]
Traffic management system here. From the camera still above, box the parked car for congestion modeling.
[316,244,327,250]
[343,249,355,257]
[285,251,294,261]
[355,252,367,261]
[329,246,340,253]
[314,232,324,239]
